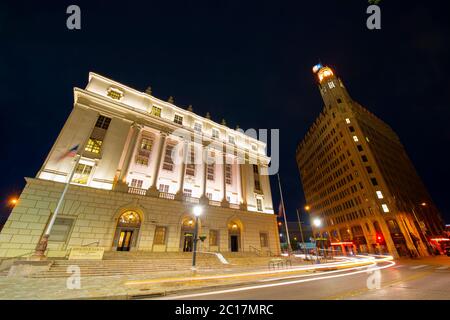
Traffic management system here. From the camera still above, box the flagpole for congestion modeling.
[277,173,291,252]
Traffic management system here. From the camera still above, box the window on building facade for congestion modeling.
[349,126,355,132]
[251,144,257,151]
[130,179,143,189]
[162,144,175,171]
[228,135,235,144]
[337,98,342,104]
[253,164,261,191]
[185,146,195,176]
[49,218,74,242]
[106,87,123,100]
[174,114,183,125]
[194,122,202,133]
[225,164,232,185]
[153,226,167,245]
[361,155,368,162]
[357,145,363,152]
[206,192,212,200]
[207,153,215,180]
[95,115,112,129]
[256,198,263,211]
[353,135,359,142]
[382,204,389,213]
[136,136,154,166]
[151,106,161,117]
[72,163,93,185]
[366,166,373,173]
[209,230,218,246]
[328,81,335,89]
[183,189,192,197]
[212,128,219,139]
[376,191,384,199]
[158,184,169,193]
[260,232,268,247]
[345,118,351,124]
[371,178,378,186]
[85,138,103,154]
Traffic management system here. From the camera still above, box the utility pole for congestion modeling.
[277,174,291,253]
[296,208,306,257]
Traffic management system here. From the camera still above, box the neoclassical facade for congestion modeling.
[0,73,280,257]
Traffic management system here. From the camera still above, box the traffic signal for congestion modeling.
[376,233,385,245]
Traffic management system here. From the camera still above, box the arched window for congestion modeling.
[118,211,141,228]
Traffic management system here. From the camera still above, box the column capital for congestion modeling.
[131,122,143,130]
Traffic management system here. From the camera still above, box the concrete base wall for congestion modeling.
[0,178,280,258]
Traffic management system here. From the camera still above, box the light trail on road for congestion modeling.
[156,257,395,300]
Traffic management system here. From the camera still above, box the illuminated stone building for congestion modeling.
[296,65,444,258]
[0,73,279,258]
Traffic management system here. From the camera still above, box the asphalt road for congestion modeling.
[159,258,450,300]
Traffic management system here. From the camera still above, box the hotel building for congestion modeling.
[296,65,444,258]
[0,73,280,258]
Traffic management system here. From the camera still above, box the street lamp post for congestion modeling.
[312,217,322,263]
[296,208,307,258]
[192,205,203,270]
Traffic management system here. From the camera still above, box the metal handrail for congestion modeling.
[82,241,100,247]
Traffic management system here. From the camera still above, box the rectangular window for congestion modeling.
[228,135,235,144]
[72,163,93,185]
[207,153,215,181]
[49,218,74,242]
[345,118,351,124]
[357,145,363,152]
[162,144,174,171]
[256,198,263,211]
[371,178,378,186]
[206,192,212,200]
[376,191,384,199]
[158,184,169,193]
[151,106,162,117]
[260,232,268,247]
[382,204,389,213]
[131,179,143,189]
[353,136,359,142]
[85,138,103,154]
[183,188,192,197]
[153,226,167,245]
[212,129,219,139]
[366,166,373,174]
[225,164,232,185]
[135,136,153,166]
[185,146,195,176]
[194,122,202,133]
[349,126,355,132]
[209,230,218,246]
[95,115,111,129]
[361,155,368,162]
[174,114,183,125]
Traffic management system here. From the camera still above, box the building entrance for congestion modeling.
[183,232,194,252]
[230,235,239,252]
[117,230,133,251]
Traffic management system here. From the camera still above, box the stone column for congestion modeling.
[114,122,141,192]
[175,141,188,201]
[221,146,229,207]
[147,131,167,197]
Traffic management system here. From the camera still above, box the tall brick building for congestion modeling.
[296,65,444,258]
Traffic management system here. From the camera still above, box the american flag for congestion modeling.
[278,202,284,217]
[57,144,79,162]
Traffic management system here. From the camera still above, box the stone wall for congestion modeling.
[0,178,280,258]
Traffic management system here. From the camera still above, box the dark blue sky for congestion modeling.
[1,1,449,224]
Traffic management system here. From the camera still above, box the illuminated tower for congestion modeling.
[296,64,445,258]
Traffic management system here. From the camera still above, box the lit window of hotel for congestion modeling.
[72,163,93,185]
[85,138,103,154]
[174,114,183,125]
[194,122,202,133]
[376,191,384,199]
[382,204,389,213]
[135,136,153,166]
[151,106,161,117]
[353,135,359,142]
[162,144,175,171]
[345,118,351,124]
[212,128,219,139]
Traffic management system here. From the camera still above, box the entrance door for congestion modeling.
[183,232,194,252]
[230,235,239,252]
[117,230,133,251]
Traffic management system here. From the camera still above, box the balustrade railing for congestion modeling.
[127,187,147,196]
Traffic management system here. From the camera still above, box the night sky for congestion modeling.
[1,1,449,225]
